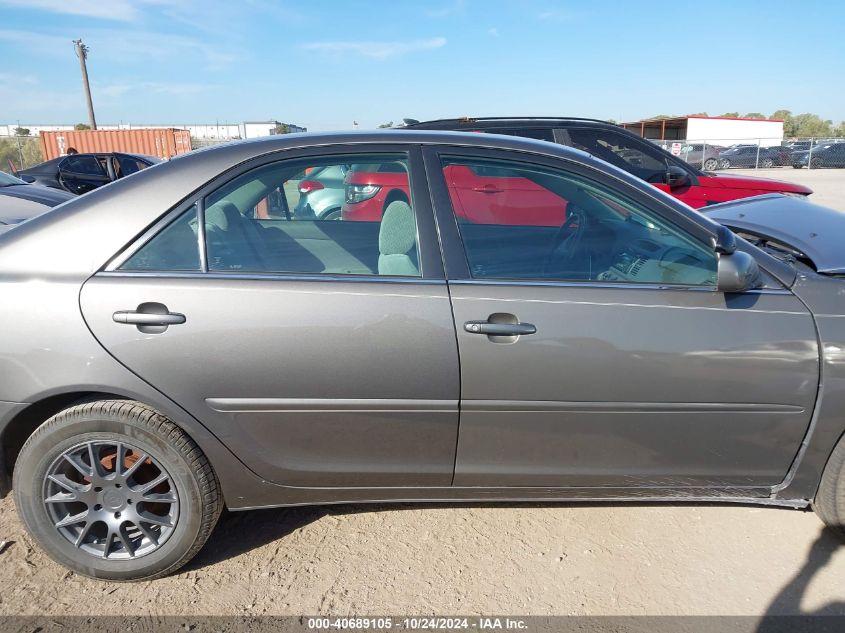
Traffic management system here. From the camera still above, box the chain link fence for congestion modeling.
[652,137,845,170]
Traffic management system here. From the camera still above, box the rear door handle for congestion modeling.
[113,311,186,325]
[464,321,536,336]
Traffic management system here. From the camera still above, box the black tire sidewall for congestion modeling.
[14,412,205,581]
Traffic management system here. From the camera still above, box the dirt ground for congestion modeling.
[1,168,845,618]
[2,496,845,616]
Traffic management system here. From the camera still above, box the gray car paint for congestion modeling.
[704,194,845,274]
[0,130,842,511]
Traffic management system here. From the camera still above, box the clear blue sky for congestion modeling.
[0,0,843,130]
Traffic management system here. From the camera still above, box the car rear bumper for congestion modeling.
[0,400,29,498]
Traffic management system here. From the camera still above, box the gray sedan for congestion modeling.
[2,131,845,581]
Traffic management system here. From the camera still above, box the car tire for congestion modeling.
[721,159,731,169]
[321,208,342,221]
[761,158,774,168]
[813,433,845,539]
[13,400,222,582]
[792,164,803,169]
[703,158,718,171]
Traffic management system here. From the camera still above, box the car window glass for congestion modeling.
[117,156,149,177]
[565,128,670,182]
[120,204,201,271]
[60,155,106,176]
[441,155,717,286]
[203,154,420,277]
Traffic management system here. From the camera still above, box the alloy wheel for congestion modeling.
[42,440,179,560]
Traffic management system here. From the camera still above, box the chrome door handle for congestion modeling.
[113,311,186,326]
[464,321,536,336]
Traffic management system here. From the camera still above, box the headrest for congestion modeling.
[378,201,416,256]
[204,201,241,232]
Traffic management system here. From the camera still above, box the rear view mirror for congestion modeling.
[665,165,689,189]
[717,251,762,292]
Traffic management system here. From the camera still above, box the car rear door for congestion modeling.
[80,146,461,488]
[424,146,819,493]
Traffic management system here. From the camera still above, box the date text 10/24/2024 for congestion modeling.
[307,617,528,630]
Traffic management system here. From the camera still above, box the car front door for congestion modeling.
[425,147,819,493]
[57,154,112,194]
[80,147,461,488]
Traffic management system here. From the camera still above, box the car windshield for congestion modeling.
[0,171,26,187]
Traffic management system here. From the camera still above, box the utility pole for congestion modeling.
[73,39,97,130]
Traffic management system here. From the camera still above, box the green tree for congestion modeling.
[0,136,44,171]
[770,110,795,136]
[688,112,709,117]
[272,123,291,135]
[13,127,30,136]
[790,113,833,138]
[718,112,740,118]
[74,123,91,130]
[377,121,394,128]
[743,112,766,119]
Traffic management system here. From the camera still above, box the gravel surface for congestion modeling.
[1,168,844,617]
[730,167,845,212]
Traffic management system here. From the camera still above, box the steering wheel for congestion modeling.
[542,205,585,277]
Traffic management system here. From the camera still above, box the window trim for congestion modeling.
[104,144,444,281]
[422,145,719,287]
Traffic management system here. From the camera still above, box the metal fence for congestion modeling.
[651,137,845,171]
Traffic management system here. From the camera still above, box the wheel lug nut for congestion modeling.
[115,484,122,489]
[114,512,121,519]
[94,504,102,511]
[94,487,102,492]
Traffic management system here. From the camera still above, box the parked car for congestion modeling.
[678,143,722,171]
[791,142,845,168]
[717,145,789,169]
[402,117,812,206]
[17,152,160,195]
[292,164,349,220]
[342,161,570,224]
[0,170,74,225]
[4,130,845,582]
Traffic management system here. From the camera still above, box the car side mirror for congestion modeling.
[665,165,689,189]
[19,175,35,183]
[717,251,762,292]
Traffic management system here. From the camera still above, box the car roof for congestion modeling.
[403,117,617,129]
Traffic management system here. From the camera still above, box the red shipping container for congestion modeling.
[39,128,192,161]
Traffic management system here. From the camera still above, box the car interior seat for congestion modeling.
[204,201,266,270]
[378,200,419,276]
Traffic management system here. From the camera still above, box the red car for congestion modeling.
[402,118,813,208]
[342,162,568,224]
